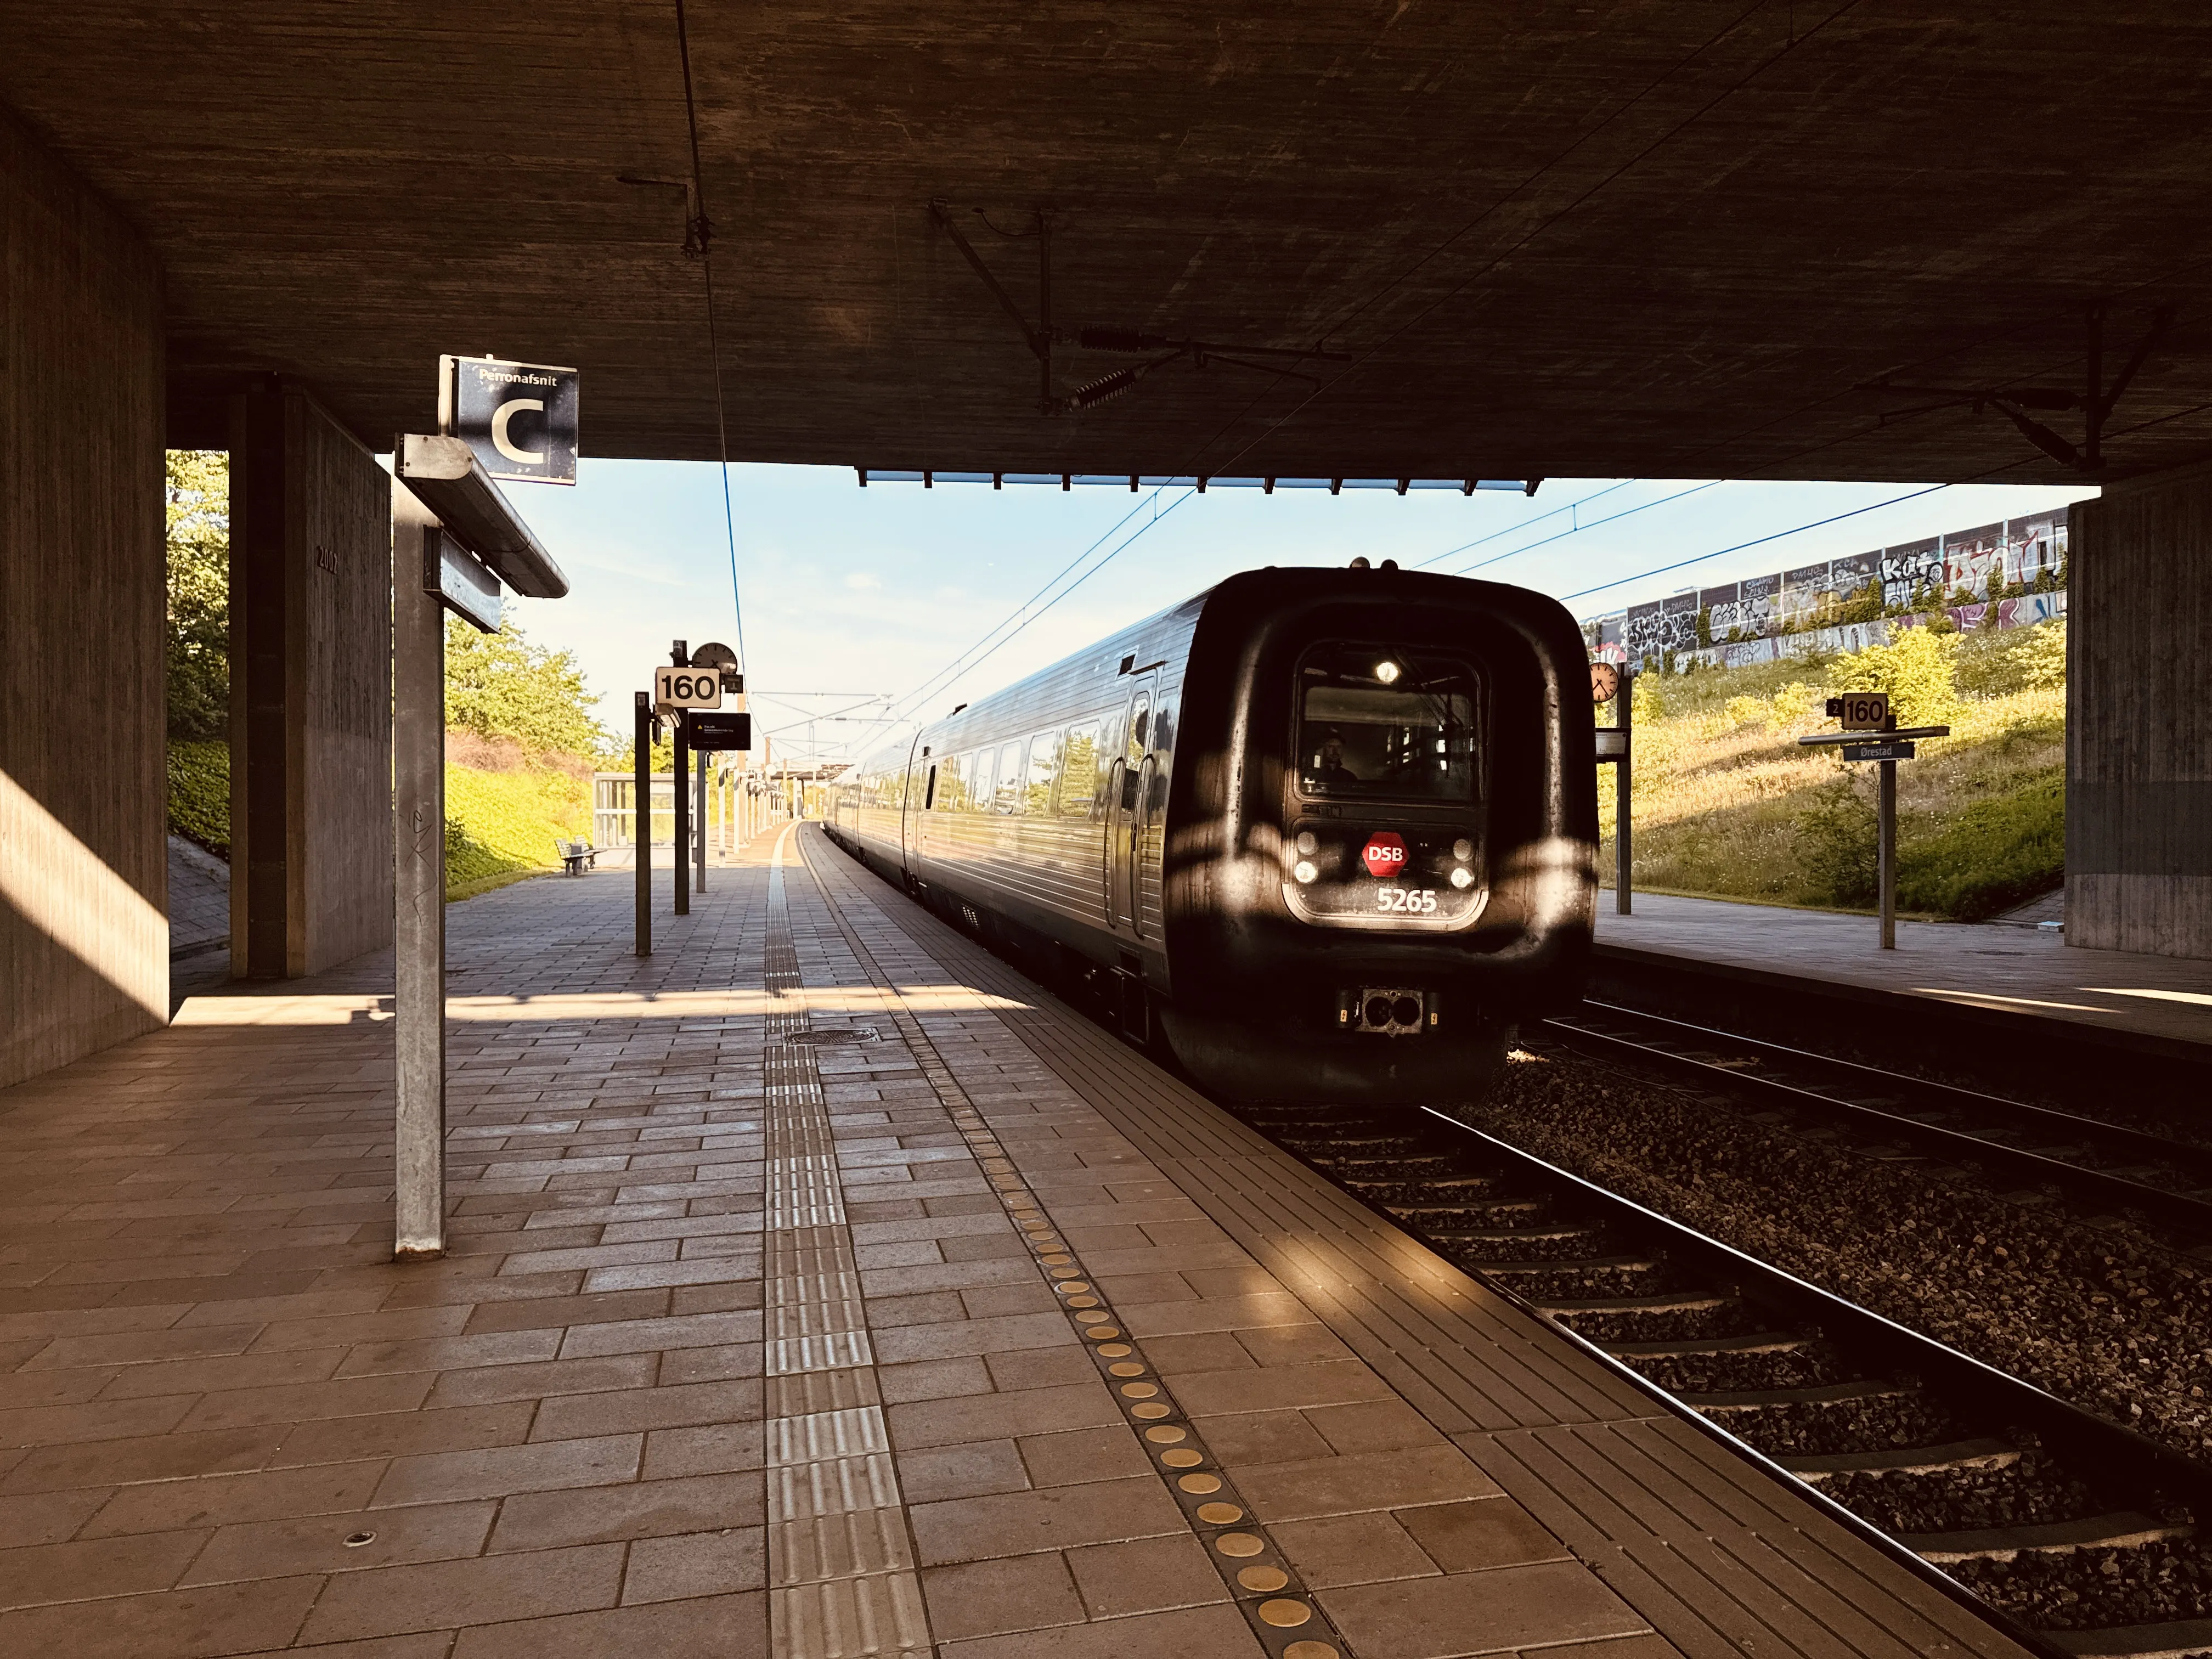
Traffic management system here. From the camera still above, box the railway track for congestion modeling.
[1231,1097,2212,1659]
[1539,1001,2212,1248]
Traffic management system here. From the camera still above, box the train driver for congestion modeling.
[1306,729,1361,787]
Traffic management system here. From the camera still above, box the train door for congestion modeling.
[1107,677,1155,936]
[900,739,927,874]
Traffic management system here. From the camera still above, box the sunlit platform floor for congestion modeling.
[0,828,2034,1659]
[1593,892,2212,1052]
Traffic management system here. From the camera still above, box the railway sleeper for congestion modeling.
[1791,1442,2105,1534]
[1424,1223,1611,1261]
[1465,1255,1663,1299]
[1905,1513,2196,1563]
[1538,1290,1740,1343]
[2049,1613,2212,1659]
[1680,1378,1959,1457]
[1607,1331,1844,1393]
[1951,1536,2212,1641]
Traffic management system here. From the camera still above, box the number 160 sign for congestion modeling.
[654,666,723,709]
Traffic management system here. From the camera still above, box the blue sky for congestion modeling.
[499,464,2095,769]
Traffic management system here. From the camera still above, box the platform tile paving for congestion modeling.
[0,825,2021,1659]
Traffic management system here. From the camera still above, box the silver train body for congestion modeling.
[826,565,1597,1105]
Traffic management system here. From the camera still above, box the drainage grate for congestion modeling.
[790,1027,882,1045]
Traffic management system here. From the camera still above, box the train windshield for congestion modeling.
[1297,645,1480,800]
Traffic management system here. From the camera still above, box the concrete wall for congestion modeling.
[228,390,393,978]
[2068,462,2212,958]
[0,105,169,1087]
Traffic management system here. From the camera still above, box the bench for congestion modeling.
[554,838,597,875]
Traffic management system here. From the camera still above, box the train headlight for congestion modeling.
[1374,659,1402,684]
[1295,831,1318,856]
[1452,838,1474,861]
[1293,860,1319,884]
[1449,867,1475,889]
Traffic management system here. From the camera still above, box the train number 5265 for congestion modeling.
[1375,887,1438,914]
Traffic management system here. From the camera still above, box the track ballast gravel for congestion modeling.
[1476,1049,2212,1469]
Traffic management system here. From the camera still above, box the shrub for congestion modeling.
[167,452,230,741]
[1898,770,2064,920]
[167,740,230,857]
[1956,619,2066,698]
[1835,627,1961,726]
[1794,770,1878,906]
[1723,694,1770,730]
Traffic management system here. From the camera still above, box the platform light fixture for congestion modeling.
[1374,660,1402,684]
[1293,860,1319,884]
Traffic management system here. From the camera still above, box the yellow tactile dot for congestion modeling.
[1130,1402,1171,1419]
[1259,1600,1313,1628]
[1085,1325,1121,1340]
[1195,1502,1243,1524]
[1283,1644,1339,1659]
[1064,1295,1099,1308]
[1108,1362,1146,1378]
[1054,1281,1091,1294]
[1214,1532,1265,1558]
[1074,1309,1107,1323]
[1177,1474,1221,1494]
[1144,1425,1187,1444]
[1119,1382,1159,1398]
[1237,1566,1289,1593]
[1160,1448,1204,1468]
[1096,1343,1132,1357]
[1041,1255,1074,1266]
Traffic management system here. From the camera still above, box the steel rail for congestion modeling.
[1539,1002,2212,1240]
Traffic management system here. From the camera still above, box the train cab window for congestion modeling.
[995,741,1025,814]
[1059,723,1101,817]
[1026,732,1060,814]
[1297,645,1481,801]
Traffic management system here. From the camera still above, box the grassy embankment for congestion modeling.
[1602,620,2066,921]
[166,735,593,902]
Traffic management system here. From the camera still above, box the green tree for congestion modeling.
[166,451,230,740]
[444,614,611,759]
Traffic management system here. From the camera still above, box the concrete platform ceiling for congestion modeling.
[10,2,2212,482]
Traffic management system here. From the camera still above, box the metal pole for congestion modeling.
[392,492,447,1260]
[695,760,708,891]
[1878,756,1898,949]
[1615,670,1633,917]
[673,714,690,915]
[634,692,651,956]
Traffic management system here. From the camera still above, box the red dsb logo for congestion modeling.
[1361,833,1408,878]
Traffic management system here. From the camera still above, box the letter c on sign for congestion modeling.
[491,398,546,465]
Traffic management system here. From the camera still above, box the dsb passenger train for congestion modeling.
[826,563,1597,1105]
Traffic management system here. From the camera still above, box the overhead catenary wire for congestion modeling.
[865,12,1838,736]
[673,0,747,675]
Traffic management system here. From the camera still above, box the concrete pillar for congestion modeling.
[227,389,394,978]
[2068,461,2212,958]
[0,105,168,1089]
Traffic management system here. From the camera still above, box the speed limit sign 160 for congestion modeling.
[654,665,723,709]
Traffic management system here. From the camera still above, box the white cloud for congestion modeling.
[842,571,882,590]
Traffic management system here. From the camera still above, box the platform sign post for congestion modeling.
[1590,660,1632,915]
[634,692,652,957]
[1802,706,1950,951]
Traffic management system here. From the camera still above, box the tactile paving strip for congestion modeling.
[800,837,1355,1659]
[761,834,935,1659]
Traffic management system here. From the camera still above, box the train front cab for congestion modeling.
[1160,568,1598,1107]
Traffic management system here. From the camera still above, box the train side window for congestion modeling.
[1027,731,1060,815]
[1059,723,1101,817]
[1128,693,1150,761]
[969,747,996,814]
[995,740,1025,814]
[923,765,937,811]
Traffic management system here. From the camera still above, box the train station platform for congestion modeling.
[0,828,2033,1659]
[1594,893,2212,1060]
